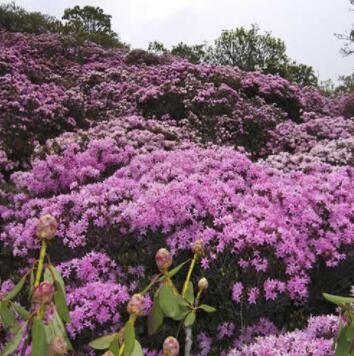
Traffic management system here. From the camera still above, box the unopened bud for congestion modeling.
[32,281,55,305]
[198,277,208,291]
[36,214,58,241]
[155,248,172,272]
[48,336,67,356]
[127,293,146,316]
[102,352,114,356]
[191,240,204,255]
[163,336,180,356]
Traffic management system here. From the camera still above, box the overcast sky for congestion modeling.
[3,0,354,81]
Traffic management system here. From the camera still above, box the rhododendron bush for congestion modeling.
[0,31,353,355]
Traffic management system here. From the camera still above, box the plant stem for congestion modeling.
[195,289,202,306]
[184,326,193,356]
[34,241,47,288]
[182,253,197,298]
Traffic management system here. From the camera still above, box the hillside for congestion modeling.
[0,31,353,355]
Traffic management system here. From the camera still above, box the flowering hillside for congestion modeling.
[0,31,353,355]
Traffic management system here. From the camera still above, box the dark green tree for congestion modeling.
[207,24,288,73]
[282,62,318,87]
[0,2,60,34]
[61,5,125,48]
[148,41,167,55]
[171,42,207,64]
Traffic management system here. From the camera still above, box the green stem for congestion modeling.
[141,273,162,295]
[182,254,197,298]
[34,241,47,288]
[196,289,202,306]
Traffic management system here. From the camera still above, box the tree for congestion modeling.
[148,41,167,55]
[171,42,207,64]
[282,62,318,87]
[61,5,125,48]
[206,24,318,86]
[207,24,288,73]
[0,2,60,34]
[336,0,354,56]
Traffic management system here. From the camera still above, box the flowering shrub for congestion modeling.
[0,30,353,354]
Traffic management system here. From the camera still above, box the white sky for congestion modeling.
[2,0,354,81]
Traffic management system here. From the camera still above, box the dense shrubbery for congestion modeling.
[0,31,353,355]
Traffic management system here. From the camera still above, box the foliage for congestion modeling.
[61,5,126,48]
[0,2,61,34]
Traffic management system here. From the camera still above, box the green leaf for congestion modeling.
[53,280,70,323]
[3,273,28,301]
[1,324,25,356]
[167,260,190,278]
[89,333,117,350]
[123,320,135,356]
[185,281,194,305]
[173,309,189,321]
[323,293,354,307]
[52,309,73,351]
[109,334,120,355]
[199,304,216,313]
[346,323,354,342]
[31,318,48,356]
[45,265,66,297]
[29,270,34,298]
[0,301,17,328]
[159,284,180,318]
[131,340,143,356]
[335,325,351,356]
[184,311,196,327]
[158,260,190,282]
[12,302,30,321]
[147,295,164,335]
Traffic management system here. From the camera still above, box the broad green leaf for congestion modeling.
[4,273,28,301]
[323,293,354,307]
[0,301,17,327]
[346,323,354,342]
[123,320,135,356]
[89,333,117,350]
[335,325,351,356]
[174,309,189,321]
[109,334,120,355]
[1,324,25,356]
[12,302,30,321]
[147,295,164,335]
[52,310,73,351]
[53,280,70,323]
[131,340,143,356]
[199,304,216,313]
[184,311,196,327]
[31,318,48,356]
[185,282,194,305]
[159,285,180,318]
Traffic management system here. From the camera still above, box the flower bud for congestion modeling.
[48,336,67,356]
[127,293,146,316]
[155,248,172,272]
[32,281,55,305]
[36,214,58,241]
[198,277,208,291]
[163,336,180,356]
[102,352,114,356]
[191,240,204,255]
